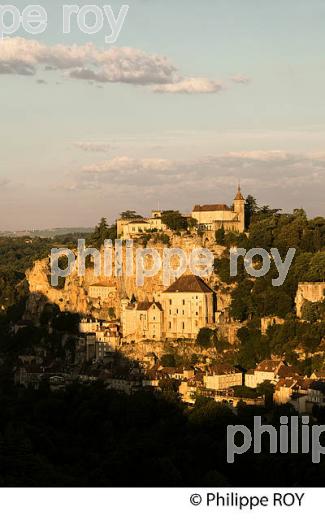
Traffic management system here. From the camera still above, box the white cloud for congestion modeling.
[0,37,177,85]
[0,37,236,94]
[82,156,173,173]
[153,77,224,94]
[74,141,112,152]
[230,74,250,84]
[66,151,324,197]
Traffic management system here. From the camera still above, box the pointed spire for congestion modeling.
[234,182,244,201]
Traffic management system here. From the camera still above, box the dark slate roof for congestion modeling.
[164,274,213,294]
[234,187,245,201]
[193,204,230,212]
[137,301,163,311]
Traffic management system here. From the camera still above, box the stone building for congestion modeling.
[203,364,243,390]
[161,274,215,340]
[121,299,163,341]
[116,210,166,240]
[192,186,245,233]
[260,316,285,334]
[88,283,116,300]
[295,282,325,318]
[121,274,216,341]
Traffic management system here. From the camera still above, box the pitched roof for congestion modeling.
[234,189,245,201]
[277,365,299,378]
[193,204,230,212]
[164,274,213,294]
[136,301,163,311]
[89,283,115,288]
[255,359,283,373]
[206,363,241,376]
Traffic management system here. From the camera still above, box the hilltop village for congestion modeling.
[2,188,325,413]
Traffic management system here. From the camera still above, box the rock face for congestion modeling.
[25,239,228,321]
[295,282,325,318]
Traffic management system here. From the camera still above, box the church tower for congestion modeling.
[233,185,245,232]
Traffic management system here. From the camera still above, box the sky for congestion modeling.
[0,0,325,230]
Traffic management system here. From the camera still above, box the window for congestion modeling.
[182,322,185,329]
[182,299,185,305]
[169,299,172,305]
[169,322,171,329]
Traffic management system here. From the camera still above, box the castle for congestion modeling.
[116,186,246,239]
[191,186,245,233]
[120,274,216,341]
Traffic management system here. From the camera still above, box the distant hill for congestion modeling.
[0,227,94,238]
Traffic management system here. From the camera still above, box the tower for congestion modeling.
[233,184,245,232]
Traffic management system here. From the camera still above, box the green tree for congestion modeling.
[215,227,225,245]
[196,327,215,348]
[245,194,259,228]
[120,210,143,220]
[91,218,116,247]
[161,210,189,232]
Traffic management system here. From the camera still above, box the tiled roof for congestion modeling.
[136,301,163,311]
[193,204,230,212]
[277,365,298,378]
[255,360,282,372]
[164,274,213,294]
[207,363,241,375]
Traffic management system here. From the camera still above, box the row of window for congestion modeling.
[168,297,200,305]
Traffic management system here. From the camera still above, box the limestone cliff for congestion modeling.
[25,238,230,321]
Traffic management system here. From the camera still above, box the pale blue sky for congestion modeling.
[1,0,325,229]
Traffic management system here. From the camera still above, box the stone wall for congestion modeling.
[295,282,325,318]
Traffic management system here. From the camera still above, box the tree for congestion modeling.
[160,354,176,367]
[91,218,116,247]
[245,195,259,228]
[196,327,215,348]
[120,210,143,220]
[301,301,325,323]
[215,227,225,245]
[161,210,188,232]
[306,252,325,281]
[256,380,275,408]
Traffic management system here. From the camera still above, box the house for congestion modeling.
[245,359,286,388]
[192,186,245,233]
[203,364,242,391]
[116,210,166,240]
[311,370,325,380]
[88,283,116,300]
[77,333,96,361]
[121,299,163,340]
[274,379,325,413]
[79,317,102,333]
[161,274,215,339]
